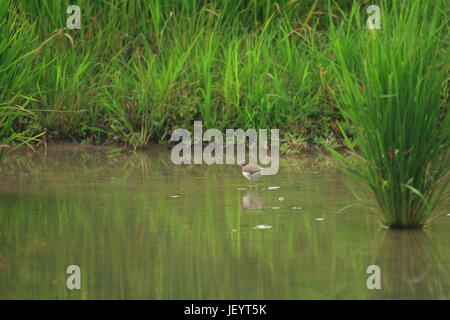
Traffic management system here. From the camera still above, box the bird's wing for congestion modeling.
[243,164,262,173]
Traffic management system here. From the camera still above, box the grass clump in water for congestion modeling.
[328,0,449,228]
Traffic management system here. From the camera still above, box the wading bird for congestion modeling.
[239,161,262,186]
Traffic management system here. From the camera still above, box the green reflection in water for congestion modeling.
[0,145,449,299]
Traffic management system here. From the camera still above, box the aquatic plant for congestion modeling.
[328,0,449,228]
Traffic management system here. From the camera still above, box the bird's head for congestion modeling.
[238,160,247,167]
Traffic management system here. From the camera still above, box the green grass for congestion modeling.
[0,0,45,160]
[327,0,449,228]
[1,0,364,150]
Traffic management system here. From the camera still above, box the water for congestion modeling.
[0,145,449,299]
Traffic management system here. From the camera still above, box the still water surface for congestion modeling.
[0,145,449,299]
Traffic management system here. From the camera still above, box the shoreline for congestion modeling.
[2,139,348,158]
[0,141,345,174]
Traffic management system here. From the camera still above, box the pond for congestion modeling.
[0,144,449,299]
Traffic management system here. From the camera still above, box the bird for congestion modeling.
[238,160,263,186]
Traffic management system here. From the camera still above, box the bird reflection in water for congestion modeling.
[241,193,265,211]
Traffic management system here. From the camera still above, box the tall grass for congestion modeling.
[328,0,449,228]
[1,0,355,150]
[0,0,45,160]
